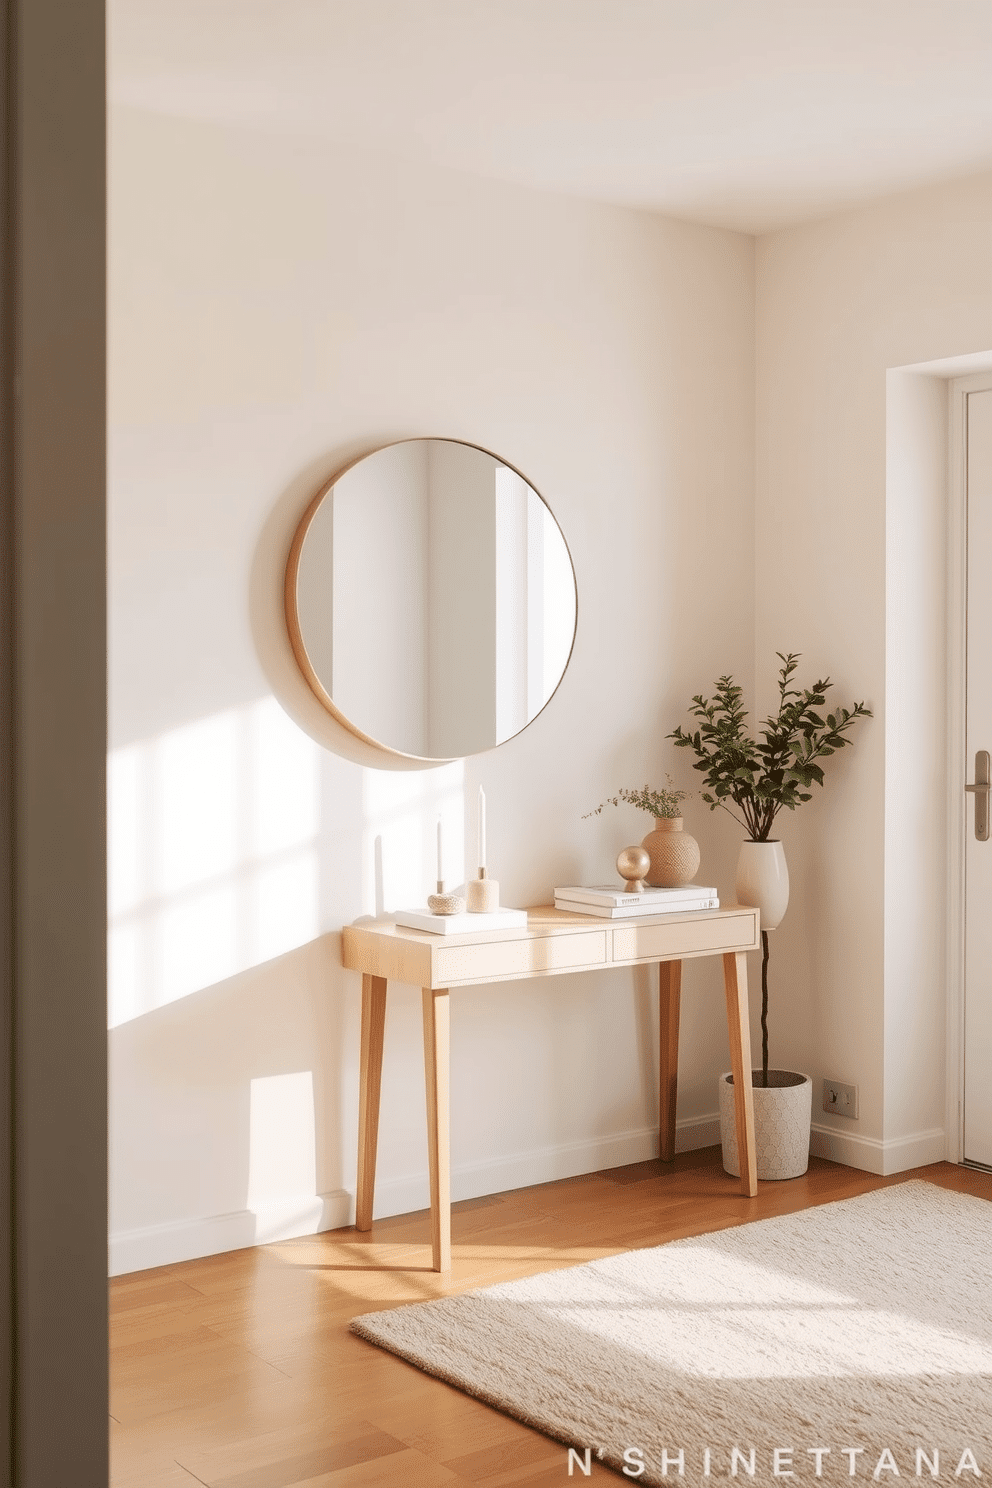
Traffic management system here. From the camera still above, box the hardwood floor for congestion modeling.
[109,1149,992,1488]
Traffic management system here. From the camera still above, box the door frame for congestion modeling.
[947,372,992,1166]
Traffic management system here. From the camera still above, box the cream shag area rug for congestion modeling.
[352,1182,992,1483]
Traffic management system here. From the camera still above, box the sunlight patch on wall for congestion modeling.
[363,760,465,913]
[108,698,320,1027]
[247,1070,321,1244]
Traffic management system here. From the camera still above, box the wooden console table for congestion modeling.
[341,903,761,1271]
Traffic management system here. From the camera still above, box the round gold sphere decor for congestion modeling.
[616,846,650,894]
[640,817,700,888]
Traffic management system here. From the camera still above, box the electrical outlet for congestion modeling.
[822,1079,858,1119]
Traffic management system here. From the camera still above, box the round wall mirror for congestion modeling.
[285,439,578,761]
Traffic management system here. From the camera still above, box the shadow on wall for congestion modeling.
[107,694,467,1272]
[108,937,343,1272]
[109,695,466,1026]
[109,696,322,1026]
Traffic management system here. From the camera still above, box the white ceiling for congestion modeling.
[110,0,992,233]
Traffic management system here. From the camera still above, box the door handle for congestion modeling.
[965,750,991,841]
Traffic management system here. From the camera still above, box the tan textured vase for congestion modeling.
[640,817,700,889]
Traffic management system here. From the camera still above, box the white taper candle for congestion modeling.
[479,786,486,872]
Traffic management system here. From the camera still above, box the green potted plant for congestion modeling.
[585,780,699,887]
[668,653,871,1179]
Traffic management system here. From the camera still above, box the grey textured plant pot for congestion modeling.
[719,1070,813,1180]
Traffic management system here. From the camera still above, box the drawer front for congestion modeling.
[434,930,608,985]
[612,913,757,964]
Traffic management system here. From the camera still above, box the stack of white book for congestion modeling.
[554,884,719,918]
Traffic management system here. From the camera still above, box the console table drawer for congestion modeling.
[434,930,608,985]
[612,912,758,964]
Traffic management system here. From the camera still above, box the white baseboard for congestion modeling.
[675,1113,721,1153]
[109,1189,353,1277]
[370,1116,720,1221]
[809,1122,946,1175]
[370,1127,656,1219]
[109,1115,722,1276]
[111,1119,949,1276]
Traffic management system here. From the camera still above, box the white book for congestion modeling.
[555,895,719,919]
[395,907,528,935]
[554,883,719,908]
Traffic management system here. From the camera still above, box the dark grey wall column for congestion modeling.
[3,0,107,1481]
[0,0,14,1477]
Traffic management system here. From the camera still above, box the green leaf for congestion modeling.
[668,652,871,843]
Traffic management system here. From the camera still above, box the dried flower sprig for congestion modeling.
[584,778,690,821]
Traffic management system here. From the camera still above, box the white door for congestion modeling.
[964,384,992,1167]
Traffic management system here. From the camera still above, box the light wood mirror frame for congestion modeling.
[284,438,577,763]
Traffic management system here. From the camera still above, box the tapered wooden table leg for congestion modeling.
[723,950,758,1197]
[356,974,387,1232]
[422,986,451,1272]
[658,959,682,1162]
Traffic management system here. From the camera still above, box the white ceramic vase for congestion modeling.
[735,839,790,929]
[718,1069,813,1180]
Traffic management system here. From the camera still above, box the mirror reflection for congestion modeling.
[287,439,577,760]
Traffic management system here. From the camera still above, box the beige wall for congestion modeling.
[110,101,992,1264]
[108,108,755,1270]
[756,169,992,1170]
